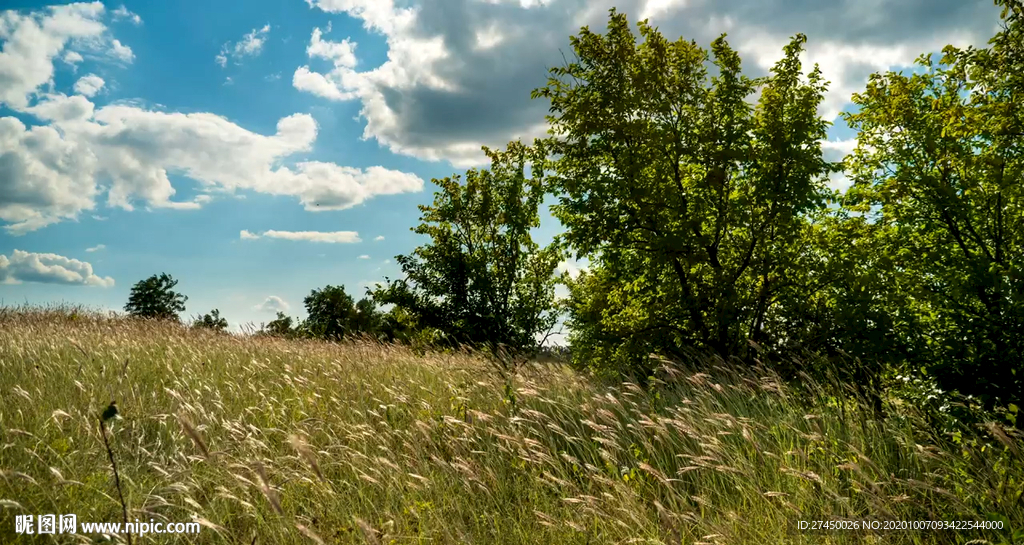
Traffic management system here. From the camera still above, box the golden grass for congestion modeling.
[0,306,1021,544]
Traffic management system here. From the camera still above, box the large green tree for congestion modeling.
[124,273,188,321]
[840,0,1024,408]
[372,141,562,354]
[533,11,836,375]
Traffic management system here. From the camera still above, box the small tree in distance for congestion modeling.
[192,309,228,331]
[303,285,356,340]
[263,312,296,337]
[124,273,187,321]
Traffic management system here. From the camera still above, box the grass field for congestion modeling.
[1,307,1022,544]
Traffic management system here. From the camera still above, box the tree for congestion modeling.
[124,273,188,321]
[839,0,1024,409]
[372,141,562,355]
[192,309,228,331]
[303,285,357,340]
[351,297,383,337]
[263,312,296,337]
[380,307,413,341]
[302,285,384,340]
[532,11,836,375]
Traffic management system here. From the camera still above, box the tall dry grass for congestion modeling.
[0,305,1021,544]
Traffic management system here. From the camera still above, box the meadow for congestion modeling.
[1,306,1021,544]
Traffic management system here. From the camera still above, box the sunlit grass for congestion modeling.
[0,305,1021,544]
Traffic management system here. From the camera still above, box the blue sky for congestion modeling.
[0,0,1001,335]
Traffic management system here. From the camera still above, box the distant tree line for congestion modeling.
[123,0,1023,414]
[122,275,422,343]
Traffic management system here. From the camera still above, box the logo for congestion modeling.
[14,514,77,534]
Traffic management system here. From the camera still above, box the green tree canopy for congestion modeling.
[533,10,836,375]
[372,141,562,354]
[263,312,295,337]
[124,273,187,321]
[192,309,228,331]
[840,0,1024,408]
[302,285,383,341]
[303,285,357,340]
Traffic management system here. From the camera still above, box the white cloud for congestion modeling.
[358,254,370,259]
[62,50,83,64]
[639,0,687,21]
[112,5,142,25]
[358,279,386,291]
[0,249,114,287]
[296,0,1000,166]
[733,31,977,122]
[85,244,105,252]
[0,2,107,109]
[255,295,289,313]
[373,235,384,241]
[241,230,362,243]
[0,116,100,233]
[1,86,423,233]
[821,137,858,158]
[557,257,589,280]
[73,73,104,96]
[820,137,859,191]
[109,39,134,63]
[217,24,271,67]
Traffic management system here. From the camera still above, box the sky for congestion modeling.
[0,0,1004,338]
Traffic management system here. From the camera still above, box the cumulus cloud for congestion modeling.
[109,39,134,63]
[557,257,589,280]
[821,137,858,158]
[62,50,83,64]
[297,0,1000,166]
[820,137,859,191]
[241,230,362,243]
[255,295,290,313]
[358,254,370,259]
[0,116,100,233]
[111,5,142,25]
[85,244,105,252]
[374,235,384,241]
[0,5,424,234]
[73,74,104,96]
[0,2,107,109]
[216,24,271,67]
[0,249,114,287]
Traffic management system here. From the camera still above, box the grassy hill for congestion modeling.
[1,307,1021,544]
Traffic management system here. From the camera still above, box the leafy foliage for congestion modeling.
[372,141,562,355]
[533,10,836,374]
[302,285,384,341]
[263,312,296,337]
[192,308,228,331]
[123,273,188,321]
[840,0,1024,408]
